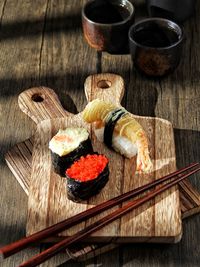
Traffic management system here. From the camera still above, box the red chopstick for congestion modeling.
[14,164,200,266]
[0,162,198,260]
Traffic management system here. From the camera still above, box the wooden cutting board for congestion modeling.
[4,73,200,261]
[5,74,200,264]
[19,73,183,242]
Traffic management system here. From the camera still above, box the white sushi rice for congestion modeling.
[94,127,138,158]
[112,135,138,158]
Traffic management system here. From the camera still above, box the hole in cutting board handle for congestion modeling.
[97,80,112,89]
[31,93,44,102]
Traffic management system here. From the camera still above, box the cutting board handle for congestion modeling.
[18,74,125,124]
[18,87,72,124]
[84,73,125,105]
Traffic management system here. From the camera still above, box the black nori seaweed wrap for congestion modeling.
[104,108,126,148]
[51,138,93,177]
[66,156,109,202]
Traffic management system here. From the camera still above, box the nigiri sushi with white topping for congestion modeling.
[49,127,93,176]
[82,99,152,173]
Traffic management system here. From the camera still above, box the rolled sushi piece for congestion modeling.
[49,127,93,177]
[66,154,109,202]
[82,99,152,173]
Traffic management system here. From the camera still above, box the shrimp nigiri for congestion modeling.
[82,99,152,173]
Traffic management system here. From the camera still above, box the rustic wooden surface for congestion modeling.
[0,0,199,266]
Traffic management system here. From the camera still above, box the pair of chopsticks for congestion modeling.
[1,162,200,267]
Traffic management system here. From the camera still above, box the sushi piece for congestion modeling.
[66,154,109,202]
[49,127,93,176]
[82,99,152,173]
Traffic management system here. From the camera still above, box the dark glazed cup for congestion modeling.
[82,0,135,53]
[129,18,184,77]
[146,0,196,23]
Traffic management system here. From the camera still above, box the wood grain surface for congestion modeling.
[24,73,181,242]
[0,0,199,266]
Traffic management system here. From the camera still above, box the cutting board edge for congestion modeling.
[5,157,29,195]
[35,232,183,244]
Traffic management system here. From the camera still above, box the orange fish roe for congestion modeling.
[66,154,108,181]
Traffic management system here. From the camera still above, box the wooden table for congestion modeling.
[0,0,199,266]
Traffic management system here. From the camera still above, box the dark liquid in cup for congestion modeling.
[86,4,130,24]
[133,25,179,47]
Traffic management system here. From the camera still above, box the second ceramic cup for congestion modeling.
[82,0,135,53]
[129,18,184,77]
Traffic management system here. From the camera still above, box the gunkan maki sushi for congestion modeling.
[49,127,93,176]
[66,154,109,202]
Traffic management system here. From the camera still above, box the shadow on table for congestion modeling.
[0,13,82,41]
[126,81,158,117]
[0,222,26,247]
[174,128,200,190]
[0,71,95,111]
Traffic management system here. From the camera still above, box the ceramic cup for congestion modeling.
[82,0,135,54]
[146,0,196,23]
[129,18,184,77]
